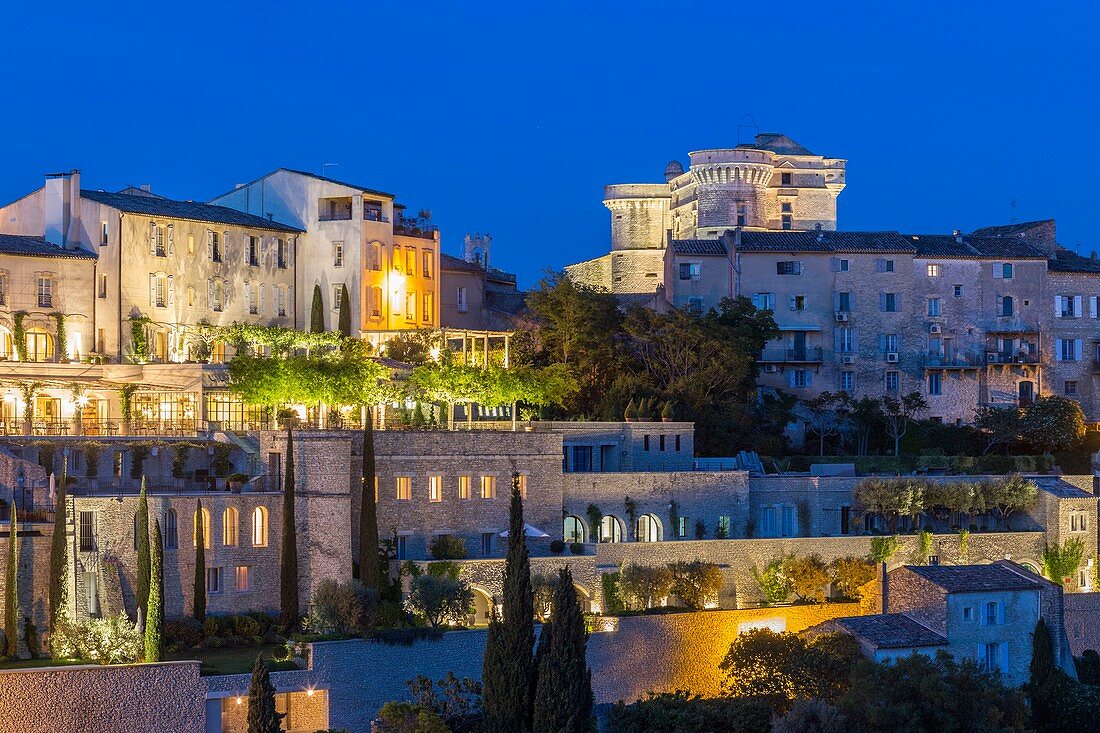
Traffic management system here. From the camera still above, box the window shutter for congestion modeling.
[788,295,796,311]
[223,232,231,262]
[258,284,265,316]
[148,273,156,306]
[834,329,843,353]
[993,263,1003,278]
[795,261,802,275]
[206,230,214,260]
[149,222,157,255]
[1075,339,1083,361]
[878,334,887,352]
[1000,643,1009,673]
[167,225,174,255]
[894,293,901,311]
[978,643,987,662]
[1055,339,1063,362]
[207,278,214,308]
[1074,295,1083,317]
[875,258,885,273]
[1091,296,1098,319]
[852,329,860,354]
[833,292,840,311]
[879,293,886,311]
[262,236,269,265]
[805,371,813,388]
[787,370,795,388]
[243,236,250,265]
[244,281,251,313]
[288,238,295,268]
[830,257,839,272]
[167,275,174,307]
[1054,296,1062,318]
[287,286,293,317]
[997,602,1005,625]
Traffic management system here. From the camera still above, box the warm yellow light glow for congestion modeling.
[306,687,315,697]
[75,395,90,407]
[429,346,441,361]
[235,696,243,705]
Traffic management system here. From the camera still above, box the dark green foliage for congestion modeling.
[532,567,593,733]
[607,692,776,733]
[481,474,535,733]
[135,478,150,622]
[193,499,206,622]
[23,616,38,658]
[601,572,625,615]
[720,629,860,703]
[5,501,18,658]
[1076,649,1100,685]
[145,519,164,662]
[247,655,285,733]
[310,284,325,333]
[281,424,299,624]
[48,481,68,651]
[337,283,351,337]
[1021,395,1086,455]
[429,534,469,560]
[130,444,150,479]
[359,406,381,592]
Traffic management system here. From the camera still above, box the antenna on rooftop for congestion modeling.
[737,114,759,145]
[322,162,339,177]
[1010,198,1017,224]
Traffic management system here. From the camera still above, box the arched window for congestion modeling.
[252,506,268,547]
[370,241,383,271]
[163,508,178,549]
[563,515,585,544]
[636,514,662,543]
[25,328,53,362]
[223,507,239,546]
[368,286,383,319]
[193,506,210,549]
[600,515,623,543]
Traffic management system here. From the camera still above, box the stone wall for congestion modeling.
[0,520,53,647]
[0,660,205,732]
[1064,592,1100,655]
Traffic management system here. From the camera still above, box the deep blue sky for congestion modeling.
[2,1,1098,288]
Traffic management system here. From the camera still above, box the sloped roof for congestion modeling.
[672,239,727,256]
[971,220,1054,238]
[81,190,303,233]
[276,168,394,199]
[1031,476,1095,499]
[440,252,482,273]
[906,563,1042,593]
[738,230,916,253]
[0,234,97,260]
[1048,248,1100,274]
[739,133,815,156]
[908,234,1047,259]
[829,613,947,649]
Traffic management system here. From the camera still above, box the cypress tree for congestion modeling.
[5,501,19,658]
[48,479,68,652]
[533,567,593,733]
[135,476,151,622]
[145,518,164,662]
[246,655,285,733]
[1029,618,1061,732]
[338,283,352,338]
[310,284,325,333]
[482,473,535,733]
[193,499,206,622]
[358,406,381,591]
[280,423,299,624]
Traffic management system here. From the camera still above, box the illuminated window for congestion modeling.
[422,291,433,323]
[480,475,496,499]
[396,477,411,500]
[186,287,195,308]
[458,475,471,499]
[429,476,442,502]
[251,507,268,547]
[406,248,415,275]
[193,507,211,549]
[422,250,433,278]
[223,507,238,546]
[393,245,402,272]
[236,565,251,592]
[405,291,416,321]
[927,264,941,277]
[333,241,344,268]
[563,516,585,544]
[37,276,53,307]
[516,474,527,499]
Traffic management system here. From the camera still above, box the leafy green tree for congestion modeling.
[881,392,929,456]
[407,575,474,628]
[868,535,901,564]
[829,556,877,601]
[532,567,594,733]
[135,477,150,623]
[5,500,18,658]
[985,474,1038,529]
[193,499,206,622]
[482,474,536,733]
[719,629,860,702]
[1022,395,1086,455]
[144,519,164,662]
[973,405,1023,455]
[840,394,882,456]
[1043,538,1086,585]
[854,478,922,533]
[607,692,776,733]
[773,699,848,733]
[247,655,285,733]
[310,284,325,333]
[752,556,792,606]
[804,391,845,456]
[281,423,299,624]
[337,283,352,338]
[783,554,830,603]
[619,564,674,610]
[48,479,68,655]
[376,702,450,733]
[669,560,723,609]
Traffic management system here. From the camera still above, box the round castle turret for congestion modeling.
[603,183,672,251]
[688,148,774,229]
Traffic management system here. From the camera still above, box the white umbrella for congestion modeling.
[499,523,550,538]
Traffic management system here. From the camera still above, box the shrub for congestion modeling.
[784,554,829,603]
[406,575,474,628]
[52,613,142,664]
[164,618,204,648]
[549,539,565,554]
[752,556,792,605]
[772,699,848,733]
[607,691,777,733]
[426,561,461,580]
[669,560,723,609]
[428,534,468,560]
[720,629,861,702]
[601,572,626,615]
[569,542,584,555]
[829,557,877,601]
[305,579,377,636]
[377,600,415,629]
[619,564,674,610]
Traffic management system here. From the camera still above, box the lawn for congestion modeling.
[0,657,91,671]
[165,643,295,676]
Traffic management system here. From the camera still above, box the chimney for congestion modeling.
[139,183,151,193]
[815,222,824,243]
[43,170,82,249]
[1091,251,1097,262]
[953,229,962,243]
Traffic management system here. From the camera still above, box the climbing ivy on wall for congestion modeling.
[52,312,67,361]
[12,311,27,362]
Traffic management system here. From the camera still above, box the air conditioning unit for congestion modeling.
[929,324,942,334]
[841,355,856,364]
[764,364,779,374]
[835,312,848,322]
[986,352,999,364]
[886,352,899,363]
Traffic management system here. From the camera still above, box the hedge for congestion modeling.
[770,454,1056,476]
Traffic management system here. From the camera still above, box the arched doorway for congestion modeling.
[636,514,662,542]
[470,586,494,626]
[25,328,52,362]
[573,584,592,614]
[563,515,585,544]
[600,515,623,543]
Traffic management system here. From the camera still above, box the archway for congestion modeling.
[600,515,623,543]
[470,586,494,626]
[636,513,663,542]
[25,328,52,362]
[573,583,592,614]
[563,515,586,544]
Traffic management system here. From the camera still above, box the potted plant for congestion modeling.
[569,542,584,555]
[549,539,565,554]
[661,401,675,422]
[227,473,248,493]
[277,408,299,430]
[172,444,191,489]
[636,399,651,422]
[624,398,638,423]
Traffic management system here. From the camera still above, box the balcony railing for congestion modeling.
[319,212,353,222]
[986,352,1040,365]
[922,355,982,369]
[759,347,823,363]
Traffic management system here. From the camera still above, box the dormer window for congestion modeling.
[781,172,793,186]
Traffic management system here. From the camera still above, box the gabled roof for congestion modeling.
[907,234,1048,259]
[0,234,97,260]
[738,133,815,156]
[81,190,303,234]
[1048,248,1100,274]
[1032,476,1096,499]
[828,613,947,650]
[440,252,482,273]
[275,168,394,199]
[971,220,1054,238]
[672,239,727,256]
[738,230,916,254]
[906,563,1042,593]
